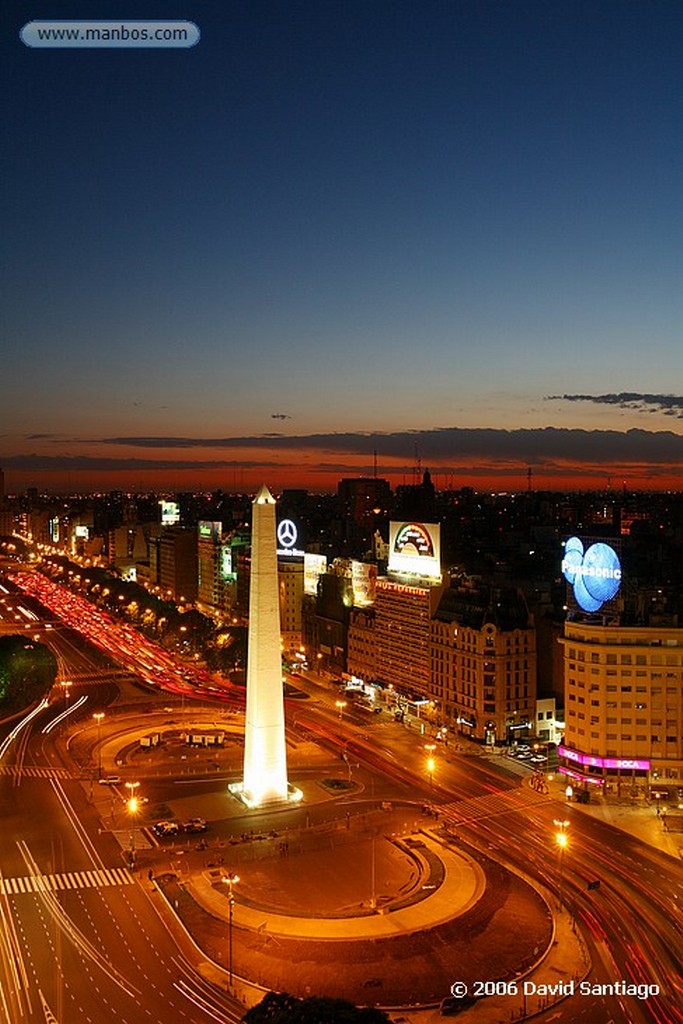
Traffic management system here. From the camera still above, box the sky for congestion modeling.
[2,0,683,494]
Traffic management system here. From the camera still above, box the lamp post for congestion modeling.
[335,700,346,759]
[554,819,569,910]
[93,712,104,779]
[222,872,239,987]
[126,782,140,866]
[424,743,437,788]
[60,680,72,710]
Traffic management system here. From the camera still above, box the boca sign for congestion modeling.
[561,536,622,612]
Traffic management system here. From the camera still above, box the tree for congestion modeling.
[0,636,57,712]
[243,992,390,1024]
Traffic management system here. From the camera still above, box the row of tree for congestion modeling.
[0,635,57,713]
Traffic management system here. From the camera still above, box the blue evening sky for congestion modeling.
[2,1,683,490]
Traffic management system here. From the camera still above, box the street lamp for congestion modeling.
[425,743,437,787]
[126,782,141,866]
[60,680,72,709]
[554,819,569,910]
[222,872,240,987]
[93,712,104,778]
[335,700,347,759]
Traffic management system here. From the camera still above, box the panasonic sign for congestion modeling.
[561,536,622,612]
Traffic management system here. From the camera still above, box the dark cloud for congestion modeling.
[62,425,683,466]
[0,454,281,471]
[547,393,683,417]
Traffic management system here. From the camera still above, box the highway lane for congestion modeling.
[0,766,244,1024]
[0,699,244,1023]
[457,801,682,1024]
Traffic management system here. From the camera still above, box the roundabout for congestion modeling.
[165,825,554,1008]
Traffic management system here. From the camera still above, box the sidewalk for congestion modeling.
[544,772,683,860]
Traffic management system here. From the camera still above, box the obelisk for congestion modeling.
[242,484,288,806]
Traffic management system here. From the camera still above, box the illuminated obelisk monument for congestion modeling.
[241,484,289,807]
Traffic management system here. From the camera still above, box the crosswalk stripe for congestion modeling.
[0,765,70,778]
[0,867,135,896]
[441,786,552,825]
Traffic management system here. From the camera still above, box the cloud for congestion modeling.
[547,393,683,418]
[0,454,283,471]
[58,425,683,465]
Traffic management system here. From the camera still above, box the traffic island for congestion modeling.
[158,829,553,1008]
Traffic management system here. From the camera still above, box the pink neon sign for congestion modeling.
[558,745,650,771]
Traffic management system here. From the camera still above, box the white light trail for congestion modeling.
[42,694,88,734]
[0,699,49,758]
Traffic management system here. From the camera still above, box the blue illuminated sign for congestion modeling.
[561,536,622,612]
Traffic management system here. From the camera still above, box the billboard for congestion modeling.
[351,560,377,606]
[160,500,180,525]
[304,553,327,596]
[221,545,235,579]
[199,520,222,543]
[387,522,441,580]
[561,536,622,613]
[276,518,304,557]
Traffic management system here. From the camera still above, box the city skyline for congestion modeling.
[3,1,683,493]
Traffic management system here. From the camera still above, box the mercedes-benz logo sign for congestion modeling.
[277,519,298,549]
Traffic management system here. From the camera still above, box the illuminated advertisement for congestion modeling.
[558,745,650,771]
[199,520,222,543]
[49,517,60,542]
[351,560,377,606]
[561,535,622,612]
[276,518,304,557]
[159,500,180,526]
[304,553,327,596]
[387,522,441,580]
[221,545,235,579]
[74,525,89,539]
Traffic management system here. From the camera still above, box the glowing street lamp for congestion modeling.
[93,712,105,778]
[554,819,569,910]
[425,743,437,787]
[335,700,347,758]
[126,782,141,865]
[60,680,72,709]
[222,872,240,987]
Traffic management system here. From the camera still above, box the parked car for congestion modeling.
[152,820,179,837]
[182,818,207,834]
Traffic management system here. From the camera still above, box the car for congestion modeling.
[98,775,121,785]
[152,820,179,837]
[440,994,478,1015]
[182,818,207,834]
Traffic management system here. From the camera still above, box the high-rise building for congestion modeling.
[431,580,536,744]
[158,528,198,602]
[559,619,683,796]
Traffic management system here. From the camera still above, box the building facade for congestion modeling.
[559,619,683,795]
[431,581,536,744]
